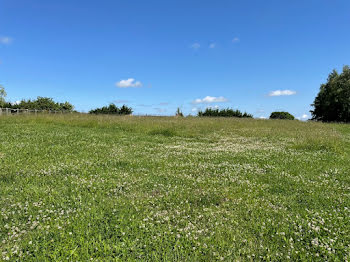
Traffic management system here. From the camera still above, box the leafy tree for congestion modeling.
[198,108,253,118]
[311,66,350,122]
[175,107,184,117]
[0,84,6,107]
[89,104,132,115]
[2,97,74,111]
[119,105,133,115]
[269,111,295,120]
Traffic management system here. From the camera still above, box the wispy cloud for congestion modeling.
[268,90,296,96]
[192,96,228,104]
[232,37,240,43]
[158,102,169,106]
[116,78,142,88]
[0,36,13,45]
[154,108,167,113]
[114,99,130,104]
[209,43,216,49]
[190,43,200,50]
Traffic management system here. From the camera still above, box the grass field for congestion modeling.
[1,115,350,261]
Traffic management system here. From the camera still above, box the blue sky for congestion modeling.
[1,0,350,118]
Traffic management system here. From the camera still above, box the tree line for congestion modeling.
[89,104,132,115]
[0,96,74,112]
[1,65,350,121]
[197,108,253,118]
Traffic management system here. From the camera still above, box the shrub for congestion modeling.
[198,108,253,118]
[89,104,132,115]
[269,111,295,120]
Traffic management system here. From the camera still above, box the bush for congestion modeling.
[89,104,132,115]
[198,108,253,118]
[311,65,350,122]
[269,111,295,120]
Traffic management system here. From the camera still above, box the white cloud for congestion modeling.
[232,37,240,43]
[192,96,228,104]
[191,108,198,112]
[191,43,200,49]
[268,90,296,96]
[297,114,309,121]
[259,116,267,119]
[116,78,142,88]
[209,43,216,49]
[0,36,13,45]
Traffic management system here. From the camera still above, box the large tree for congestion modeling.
[0,84,6,107]
[311,66,350,122]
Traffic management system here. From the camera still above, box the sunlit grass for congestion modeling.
[1,114,349,261]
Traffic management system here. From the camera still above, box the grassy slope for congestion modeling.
[0,115,349,261]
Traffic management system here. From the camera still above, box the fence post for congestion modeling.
[17,108,19,115]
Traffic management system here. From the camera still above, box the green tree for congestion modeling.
[3,97,74,111]
[269,111,295,120]
[198,108,253,118]
[0,84,6,107]
[175,107,184,117]
[311,66,350,122]
[89,104,132,115]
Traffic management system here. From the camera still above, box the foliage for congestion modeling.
[0,84,6,107]
[198,108,253,118]
[270,111,295,120]
[0,115,349,261]
[311,65,350,122]
[175,107,184,117]
[89,103,133,115]
[2,97,74,111]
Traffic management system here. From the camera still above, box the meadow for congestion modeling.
[0,114,349,261]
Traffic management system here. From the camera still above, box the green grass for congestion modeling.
[1,114,350,261]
